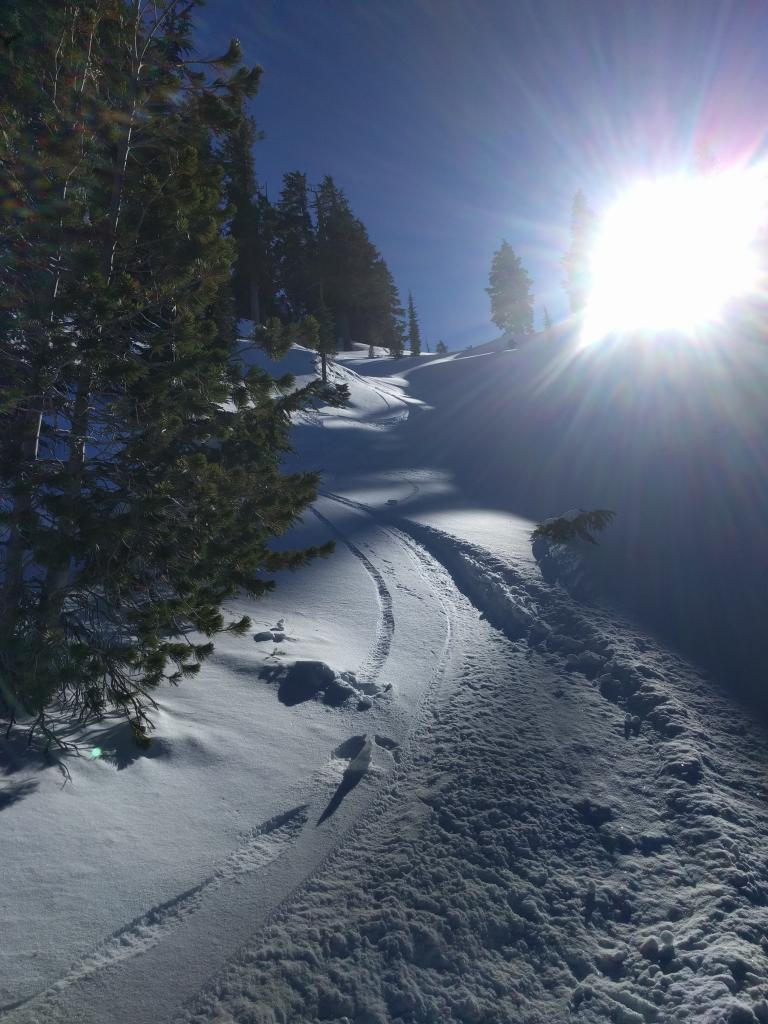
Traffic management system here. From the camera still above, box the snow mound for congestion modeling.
[260,660,384,710]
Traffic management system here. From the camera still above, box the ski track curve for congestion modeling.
[0,807,309,1018]
[311,504,395,686]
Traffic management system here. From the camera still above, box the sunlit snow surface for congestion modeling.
[3,337,768,1024]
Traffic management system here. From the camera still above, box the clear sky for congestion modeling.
[197,0,768,350]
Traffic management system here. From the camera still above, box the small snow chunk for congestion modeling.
[662,746,703,784]
[323,678,359,707]
[518,896,541,922]
[276,660,336,705]
[639,936,660,960]
[730,1004,759,1024]
[639,831,670,855]
[596,948,626,977]
[575,797,614,827]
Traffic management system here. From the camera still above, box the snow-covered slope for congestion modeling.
[3,337,768,1024]
[365,333,768,709]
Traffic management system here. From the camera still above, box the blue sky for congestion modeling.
[198,0,768,349]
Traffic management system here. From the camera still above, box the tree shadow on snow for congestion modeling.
[0,778,39,811]
[0,733,42,810]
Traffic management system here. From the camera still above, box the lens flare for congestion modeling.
[89,746,102,759]
[582,169,767,344]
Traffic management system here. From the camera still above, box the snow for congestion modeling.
[3,333,768,1024]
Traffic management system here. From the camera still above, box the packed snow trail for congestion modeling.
[175,519,768,1023]
[174,504,768,1024]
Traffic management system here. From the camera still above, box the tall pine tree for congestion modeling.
[0,0,340,746]
[369,258,405,356]
[220,102,278,324]
[407,292,422,356]
[275,171,317,320]
[486,241,534,337]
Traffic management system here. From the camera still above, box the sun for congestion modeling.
[582,169,766,343]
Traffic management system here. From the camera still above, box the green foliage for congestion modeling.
[275,171,318,320]
[486,241,534,335]
[220,103,278,324]
[532,510,616,546]
[407,292,422,356]
[0,0,335,745]
[313,176,405,355]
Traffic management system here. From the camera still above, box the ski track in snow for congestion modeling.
[169,488,768,1024]
[311,505,395,686]
[0,806,308,1015]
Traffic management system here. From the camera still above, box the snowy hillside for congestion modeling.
[3,338,768,1024]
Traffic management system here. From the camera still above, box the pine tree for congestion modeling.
[313,176,406,354]
[563,189,595,314]
[407,292,422,356]
[486,241,534,336]
[0,0,340,747]
[542,306,553,331]
[436,340,448,354]
[370,258,405,356]
[307,301,337,383]
[220,105,278,324]
[314,176,375,350]
[275,171,317,319]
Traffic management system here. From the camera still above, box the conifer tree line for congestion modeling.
[0,0,351,746]
[224,150,409,368]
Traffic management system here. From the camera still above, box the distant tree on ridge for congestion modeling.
[486,240,534,336]
[407,292,422,356]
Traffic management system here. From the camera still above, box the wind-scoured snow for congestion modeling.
[3,335,768,1024]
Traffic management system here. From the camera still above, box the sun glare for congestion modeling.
[582,169,767,344]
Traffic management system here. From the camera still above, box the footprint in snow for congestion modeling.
[374,734,399,751]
